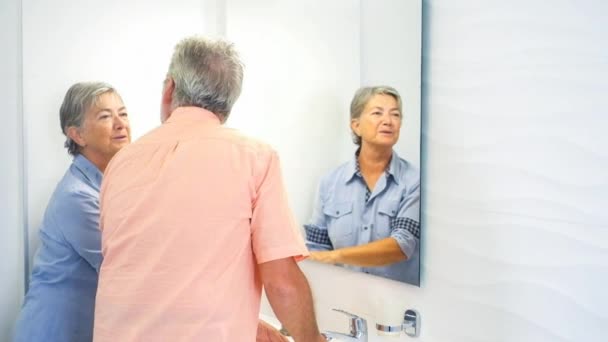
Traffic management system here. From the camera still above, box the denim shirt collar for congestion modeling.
[72,154,103,190]
[343,149,401,185]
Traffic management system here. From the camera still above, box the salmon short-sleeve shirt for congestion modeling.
[93,107,308,342]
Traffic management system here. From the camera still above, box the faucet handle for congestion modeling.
[330,308,368,339]
[331,308,365,321]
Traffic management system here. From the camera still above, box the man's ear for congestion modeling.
[66,126,86,148]
[162,77,175,108]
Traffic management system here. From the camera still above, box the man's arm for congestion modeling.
[259,257,326,342]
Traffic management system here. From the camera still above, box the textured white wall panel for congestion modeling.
[420,0,608,340]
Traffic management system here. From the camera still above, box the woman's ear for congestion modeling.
[66,126,86,148]
[350,118,360,136]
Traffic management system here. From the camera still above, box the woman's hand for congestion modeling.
[308,250,339,264]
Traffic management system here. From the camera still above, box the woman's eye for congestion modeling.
[120,112,128,117]
[98,115,110,120]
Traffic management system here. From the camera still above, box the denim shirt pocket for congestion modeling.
[374,199,400,240]
[323,201,355,248]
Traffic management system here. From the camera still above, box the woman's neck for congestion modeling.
[358,144,392,175]
[80,151,108,173]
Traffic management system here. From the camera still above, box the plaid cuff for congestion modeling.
[304,224,333,248]
[391,217,420,239]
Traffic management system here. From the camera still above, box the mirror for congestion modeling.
[227,0,422,286]
[23,0,421,286]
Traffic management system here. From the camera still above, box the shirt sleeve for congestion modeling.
[57,190,103,272]
[303,180,333,251]
[251,150,309,264]
[390,179,420,258]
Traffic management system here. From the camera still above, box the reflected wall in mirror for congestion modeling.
[23,0,421,286]
[227,0,422,285]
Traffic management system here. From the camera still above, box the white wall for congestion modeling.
[0,0,25,340]
[419,1,608,340]
[225,0,362,223]
[21,0,214,271]
[361,0,421,167]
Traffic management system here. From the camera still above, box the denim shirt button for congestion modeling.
[336,211,340,215]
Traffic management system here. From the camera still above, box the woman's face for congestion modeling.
[351,94,402,148]
[75,92,131,166]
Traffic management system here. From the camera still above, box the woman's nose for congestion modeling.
[382,114,393,125]
[114,115,127,128]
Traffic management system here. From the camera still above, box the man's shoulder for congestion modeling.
[217,127,277,156]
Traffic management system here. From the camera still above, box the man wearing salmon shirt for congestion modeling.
[93,36,326,342]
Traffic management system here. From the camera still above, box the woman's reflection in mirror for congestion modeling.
[304,86,421,285]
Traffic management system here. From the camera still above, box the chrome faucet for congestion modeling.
[322,309,367,342]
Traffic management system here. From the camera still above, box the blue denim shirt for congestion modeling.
[305,150,420,284]
[13,155,103,342]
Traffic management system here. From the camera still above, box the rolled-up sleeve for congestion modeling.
[390,180,420,259]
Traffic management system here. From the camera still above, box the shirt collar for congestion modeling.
[72,154,103,188]
[165,106,221,125]
[386,150,401,185]
[343,149,401,185]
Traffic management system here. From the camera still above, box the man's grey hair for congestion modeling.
[349,86,403,145]
[167,36,244,122]
[60,81,118,156]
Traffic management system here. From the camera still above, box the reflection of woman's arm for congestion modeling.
[309,237,406,267]
[314,177,422,268]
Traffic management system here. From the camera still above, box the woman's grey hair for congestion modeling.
[60,82,118,156]
[349,85,403,145]
[167,36,244,122]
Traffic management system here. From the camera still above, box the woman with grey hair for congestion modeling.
[13,82,131,342]
[304,86,421,285]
